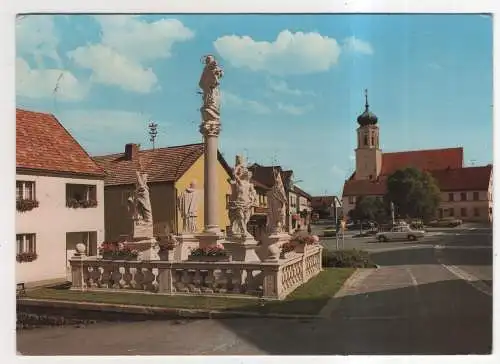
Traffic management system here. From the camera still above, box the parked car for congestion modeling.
[427,218,463,227]
[347,221,376,231]
[376,225,425,242]
[323,226,337,237]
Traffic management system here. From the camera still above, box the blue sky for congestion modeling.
[15,14,493,196]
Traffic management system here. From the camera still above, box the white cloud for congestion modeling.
[67,44,157,93]
[222,91,271,115]
[214,30,342,75]
[16,15,61,67]
[67,15,194,93]
[93,15,195,63]
[277,102,313,116]
[16,58,88,101]
[342,36,374,55]
[267,78,315,96]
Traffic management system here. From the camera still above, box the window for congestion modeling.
[371,136,375,146]
[461,208,467,217]
[16,234,36,254]
[66,184,97,207]
[448,193,454,202]
[473,192,479,201]
[363,135,368,146]
[460,192,467,201]
[348,196,355,204]
[16,181,35,200]
[449,208,454,217]
[474,208,480,217]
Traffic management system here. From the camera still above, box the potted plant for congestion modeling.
[188,245,231,262]
[291,234,320,253]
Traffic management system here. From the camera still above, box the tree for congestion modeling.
[348,196,388,224]
[385,167,441,221]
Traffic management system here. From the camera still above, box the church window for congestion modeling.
[363,135,368,146]
[371,135,375,146]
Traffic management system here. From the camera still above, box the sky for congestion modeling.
[15,14,493,196]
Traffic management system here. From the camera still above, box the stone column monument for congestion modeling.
[196,54,226,249]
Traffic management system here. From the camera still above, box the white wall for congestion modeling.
[16,173,104,284]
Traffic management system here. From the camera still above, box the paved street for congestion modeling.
[17,227,493,355]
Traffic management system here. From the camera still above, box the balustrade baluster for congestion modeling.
[151,268,159,292]
[129,267,137,289]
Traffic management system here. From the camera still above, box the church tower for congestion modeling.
[354,89,382,180]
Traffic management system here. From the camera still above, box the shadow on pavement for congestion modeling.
[216,278,493,355]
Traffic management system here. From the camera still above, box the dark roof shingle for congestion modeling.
[16,108,105,177]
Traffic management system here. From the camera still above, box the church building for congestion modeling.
[342,90,493,223]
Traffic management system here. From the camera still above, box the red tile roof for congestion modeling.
[381,147,463,175]
[16,108,105,177]
[311,195,338,209]
[94,143,232,186]
[343,166,492,196]
[293,185,312,200]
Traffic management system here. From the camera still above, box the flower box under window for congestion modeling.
[16,181,38,212]
[16,234,37,263]
[66,184,98,208]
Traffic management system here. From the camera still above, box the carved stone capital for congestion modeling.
[199,121,221,137]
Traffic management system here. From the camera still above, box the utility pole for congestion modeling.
[148,121,158,150]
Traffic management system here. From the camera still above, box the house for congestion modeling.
[342,90,493,223]
[292,185,313,228]
[311,195,338,219]
[16,109,105,285]
[246,178,270,242]
[248,164,309,232]
[93,143,233,241]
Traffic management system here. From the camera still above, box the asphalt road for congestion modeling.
[17,227,493,355]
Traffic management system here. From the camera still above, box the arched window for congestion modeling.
[371,135,375,146]
[363,135,368,146]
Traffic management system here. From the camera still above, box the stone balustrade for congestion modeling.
[70,245,323,300]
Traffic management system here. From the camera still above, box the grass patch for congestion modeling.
[24,268,354,316]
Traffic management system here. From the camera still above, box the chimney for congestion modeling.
[125,143,139,161]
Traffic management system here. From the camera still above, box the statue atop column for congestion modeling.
[228,155,258,238]
[178,180,200,234]
[266,169,288,234]
[199,55,224,135]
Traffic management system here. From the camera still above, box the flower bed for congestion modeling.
[16,199,39,212]
[16,252,38,263]
[66,198,98,209]
[281,242,295,253]
[99,242,138,260]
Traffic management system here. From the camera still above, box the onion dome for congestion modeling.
[357,89,378,126]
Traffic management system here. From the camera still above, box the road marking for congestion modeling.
[406,267,427,317]
[440,264,492,297]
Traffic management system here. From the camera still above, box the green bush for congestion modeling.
[322,249,376,268]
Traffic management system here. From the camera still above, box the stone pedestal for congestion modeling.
[224,234,261,262]
[196,231,225,250]
[259,232,291,262]
[133,223,154,240]
[122,238,159,261]
[174,234,200,261]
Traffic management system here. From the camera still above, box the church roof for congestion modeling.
[381,147,463,175]
[357,89,378,127]
[343,165,492,196]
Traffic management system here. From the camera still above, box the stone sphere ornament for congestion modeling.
[75,243,87,255]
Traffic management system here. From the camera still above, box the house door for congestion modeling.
[66,231,97,281]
